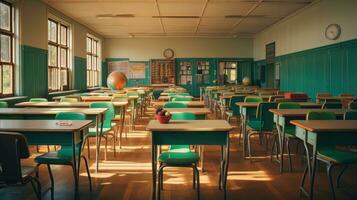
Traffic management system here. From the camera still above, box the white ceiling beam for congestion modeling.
[194,0,209,34]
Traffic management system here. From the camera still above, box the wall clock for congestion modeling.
[325,24,341,40]
[163,48,174,59]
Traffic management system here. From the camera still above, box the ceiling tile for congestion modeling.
[204,1,257,17]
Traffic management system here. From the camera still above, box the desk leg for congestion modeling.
[72,132,79,199]
[241,114,247,159]
[223,134,230,200]
[119,105,126,149]
[152,144,157,200]
[95,116,99,173]
[300,131,317,200]
[219,145,224,190]
[275,120,284,173]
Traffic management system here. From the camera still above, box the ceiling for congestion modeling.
[43,0,314,38]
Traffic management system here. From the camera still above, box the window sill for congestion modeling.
[48,90,79,96]
[0,96,28,101]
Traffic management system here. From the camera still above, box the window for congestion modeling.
[219,61,237,84]
[86,36,99,87]
[0,1,14,96]
[48,19,70,91]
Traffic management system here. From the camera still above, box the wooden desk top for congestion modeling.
[317,96,357,100]
[158,96,194,101]
[146,120,232,132]
[237,102,321,108]
[291,120,357,133]
[15,101,128,108]
[269,109,347,117]
[152,101,205,108]
[0,120,93,132]
[0,108,107,115]
[165,108,211,115]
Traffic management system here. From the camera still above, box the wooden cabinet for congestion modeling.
[150,59,175,84]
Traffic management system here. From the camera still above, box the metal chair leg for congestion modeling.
[247,132,253,161]
[270,134,277,161]
[86,138,91,159]
[300,164,308,196]
[337,165,348,188]
[327,164,337,200]
[81,155,93,191]
[286,139,293,172]
[194,164,200,200]
[29,177,42,200]
[47,164,54,200]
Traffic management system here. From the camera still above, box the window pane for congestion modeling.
[92,40,97,54]
[0,3,10,31]
[87,70,90,86]
[87,37,91,53]
[3,65,13,94]
[60,25,67,45]
[48,20,57,43]
[48,45,57,66]
[87,55,91,70]
[60,69,67,87]
[60,48,67,68]
[0,34,11,62]
[92,56,96,70]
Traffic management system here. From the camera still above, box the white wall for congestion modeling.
[17,0,104,58]
[104,38,253,60]
[253,0,357,60]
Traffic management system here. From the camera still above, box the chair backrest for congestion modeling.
[349,102,357,110]
[171,112,196,120]
[55,112,86,120]
[306,111,337,120]
[176,93,190,96]
[278,102,301,109]
[344,111,357,120]
[168,93,178,97]
[316,93,331,98]
[244,96,263,102]
[29,98,48,102]
[60,97,78,102]
[172,97,193,102]
[0,101,8,108]
[322,102,342,109]
[0,132,29,183]
[340,93,353,97]
[256,102,278,131]
[230,95,245,116]
[163,102,188,108]
[90,102,115,128]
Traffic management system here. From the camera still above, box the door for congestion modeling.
[176,59,193,95]
[218,61,238,85]
[193,60,213,97]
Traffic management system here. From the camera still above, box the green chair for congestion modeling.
[322,102,342,109]
[272,102,301,172]
[87,102,117,159]
[60,97,78,102]
[29,98,48,102]
[157,112,200,199]
[246,102,278,160]
[349,102,357,110]
[244,96,264,121]
[172,97,193,102]
[163,102,187,108]
[0,132,42,200]
[153,90,163,100]
[0,101,8,108]
[225,95,245,122]
[34,112,91,199]
[344,111,357,120]
[302,111,357,200]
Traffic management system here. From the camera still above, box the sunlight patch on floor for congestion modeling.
[227,170,272,181]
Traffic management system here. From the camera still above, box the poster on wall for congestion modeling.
[129,63,146,79]
[108,61,146,79]
[108,61,130,77]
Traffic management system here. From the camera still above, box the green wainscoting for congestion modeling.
[20,45,48,98]
[74,56,87,91]
[254,39,357,99]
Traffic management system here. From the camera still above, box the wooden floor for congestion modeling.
[1,107,357,200]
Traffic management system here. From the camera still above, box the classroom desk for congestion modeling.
[0,107,108,173]
[152,101,205,108]
[237,102,322,158]
[0,119,93,198]
[317,96,357,102]
[291,120,357,200]
[158,95,194,101]
[165,108,211,119]
[269,109,346,173]
[146,120,232,200]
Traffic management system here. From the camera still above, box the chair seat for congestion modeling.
[159,150,199,165]
[247,120,263,130]
[318,148,357,164]
[35,145,81,165]
[87,127,113,137]
[21,166,37,179]
[284,126,297,137]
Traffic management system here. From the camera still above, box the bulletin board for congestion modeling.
[108,61,146,79]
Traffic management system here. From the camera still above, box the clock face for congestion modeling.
[325,24,341,40]
[163,48,174,59]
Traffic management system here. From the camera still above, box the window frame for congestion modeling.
[0,1,15,97]
[47,18,70,92]
[86,36,100,88]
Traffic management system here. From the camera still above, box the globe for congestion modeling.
[107,71,127,90]
[242,77,251,86]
